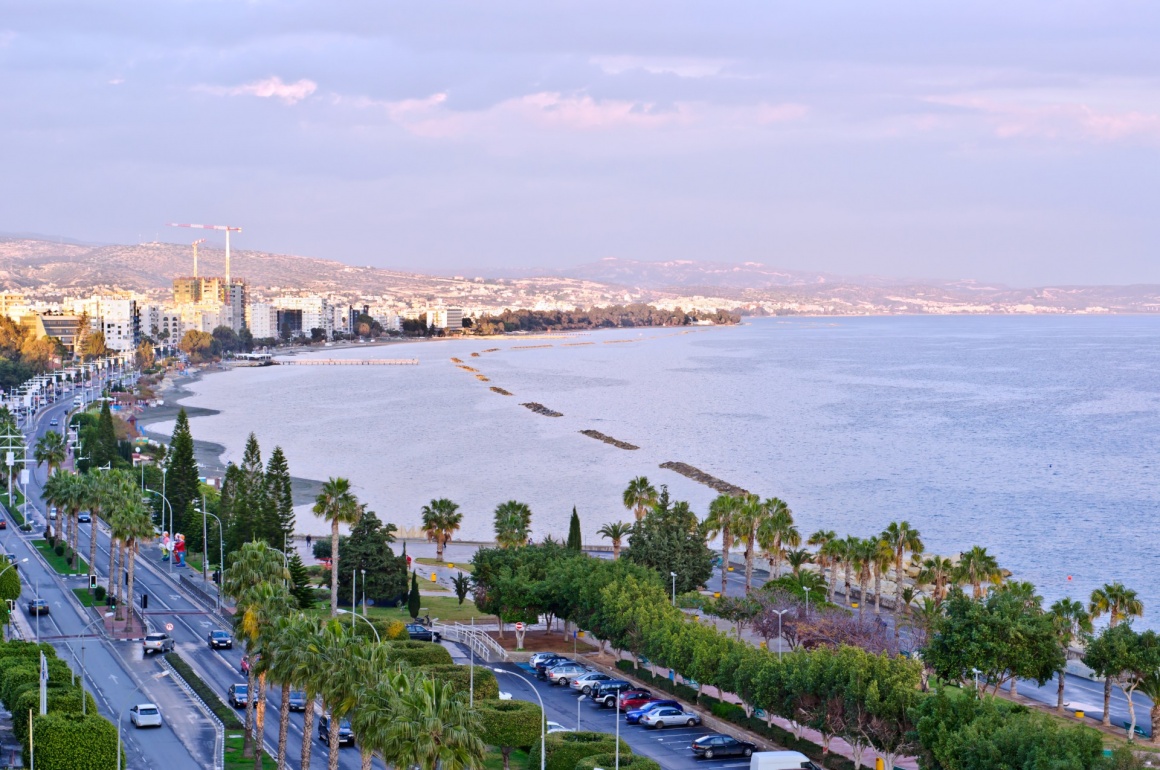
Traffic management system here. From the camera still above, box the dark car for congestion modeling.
[617,690,654,711]
[228,683,248,708]
[625,699,680,724]
[208,630,233,649]
[318,715,355,747]
[405,623,441,642]
[0,518,6,530]
[590,680,635,707]
[26,599,49,616]
[535,656,573,679]
[77,511,91,524]
[691,734,756,759]
[288,691,308,712]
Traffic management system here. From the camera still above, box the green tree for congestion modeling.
[421,498,463,561]
[1089,582,1144,726]
[227,433,267,550]
[882,521,923,630]
[478,699,543,770]
[119,497,154,632]
[567,506,582,551]
[408,571,421,618]
[378,674,486,770]
[733,494,763,593]
[263,446,295,547]
[452,572,470,605]
[1084,624,1160,739]
[164,408,199,535]
[954,546,1002,599]
[1048,598,1092,712]
[0,558,20,625]
[918,555,955,606]
[287,552,314,610]
[703,494,741,594]
[336,509,406,605]
[312,477,361,617]
[596,521,632,560]
[493,500,532,548]
[179,329,215,362]
[756,497,797,581]
[33,430,67,478]
[90,400,118,469]
[623,488,713,595]
[622,476,657,521]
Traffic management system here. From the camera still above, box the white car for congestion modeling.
[546,721,574,734]
[129,703,162,728]
[570,672,613,694]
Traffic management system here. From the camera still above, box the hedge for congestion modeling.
[168,652,243,729]
[421,664,500,700]
[384,640,454,667]
[27,712,122,770]
[13,687,96,742]
[576,754,661,770]
[528,731,631,770]
[478,699,543,770]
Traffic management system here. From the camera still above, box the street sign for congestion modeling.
[165,623,174,632]
[514,622,525,632]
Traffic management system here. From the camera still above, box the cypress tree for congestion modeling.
[567,506,582,551]
[164,408,199,535]
[92,401,118,468]
[287,551,314,610]
[227,433,266,550]
[264,446,295,546]
[408,571,421,619]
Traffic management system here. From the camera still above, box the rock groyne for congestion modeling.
[490,386,513,396]
[580,430,639,450]
[521,402,562,417]
[659,461,749,496]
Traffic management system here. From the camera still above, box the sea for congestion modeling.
[149,316,1160,625]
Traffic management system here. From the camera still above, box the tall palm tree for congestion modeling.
[622,476,657,522]
[785,548,814,577]
[819,537,847,603]
[309,619,365,770]
[849,538,875,620]
[703,495,741,593]
[379,674,486,770]
[596,521,632,560]
[1089,582,1144,727]
[239,583,294,769]
[41,470,70,540]
[807,529,837,593]
[842,535,861,606]
[288,615,325,770]
[756,498,798,580]
[312,477,361,617]
[420,498,463,562]
[493,500,532,548]
[82,470,117,595]
[119,499,154,633]
[918,555,955,605]
[955,546,1002,599]
[732,494,763,593]
[1047,598,1092,713]
[882,521,923,628]
[1136,673,1160,748]
[869,537,894,615]
[264,614,305,770]
[350,665,411,770]
[33,430,67,479]
[63,472,89,567]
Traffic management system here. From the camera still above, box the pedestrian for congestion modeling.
[306,534,312,549]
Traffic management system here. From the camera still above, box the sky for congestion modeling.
[1,1,1159,286]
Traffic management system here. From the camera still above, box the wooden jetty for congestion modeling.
[280,359,419,366]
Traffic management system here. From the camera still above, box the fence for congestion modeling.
[436,622,509,663]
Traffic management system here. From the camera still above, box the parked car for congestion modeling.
[77,511,91,523]
[590,680,635,707]
[534,656,572,678]
[318,715,355,747]
[143,633,175,655]
[530,652,563,668]
[405,623,442,642]
[625,700,681,725]
[749,751,821,770]
[546,721,574,734]
[228,684,249,708]
[129,703,162,728]
[288,691,308,712]
[208,630,233,649]
[545,664,590,686]
[640,706,701,729]
[570,672,613,694]
[691,734,756,759]
[26,599,49,616]
[617,690,655,711]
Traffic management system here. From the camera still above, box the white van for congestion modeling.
[750,752,822,770]
[72,396,83,408]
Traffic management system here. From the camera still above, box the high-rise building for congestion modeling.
[428,306,464,331]
[247,303,279,340]
[172,276,247,332]
[271,296,333,338]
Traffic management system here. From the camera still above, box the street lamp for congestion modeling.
[971,667,982,693]
[803,586,811,617]
[491,667,545,770]
[117,670,170,770]
[771,609,789,661]
[195,499,224,612]
[335,609,380,642]
[70,612,114,715]
[144,488,173,574]
[1,559,27,640]
[669,571,677,606]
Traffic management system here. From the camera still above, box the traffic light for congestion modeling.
[89,574,98,590]
[141,593,148,610]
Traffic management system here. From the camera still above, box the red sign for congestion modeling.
[514,622,525,631]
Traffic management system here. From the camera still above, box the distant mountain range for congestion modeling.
[1,236,1158,314]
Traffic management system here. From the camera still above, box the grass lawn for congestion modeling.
[307,594,495,624]
[0,491,25,525]
[223,733,276,770]
[484,748,530,770]
[33,539,89,576]
[71,587,98,607]
[415,557,473,573]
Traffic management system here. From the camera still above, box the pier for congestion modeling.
[279,358,419,366]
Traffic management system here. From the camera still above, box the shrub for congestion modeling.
[576,754,661,770]
[27,712,121,770]
[421,664,499,700]
[167,652,243,729]
[384,640,453,667]
[13,687,96,740]
[54,543,65,557]
[710,701,746,721]
[379,619,410,641]
[312,539,332,560]
[477,699,542,770]
[93,585,106,602]
[528,731,630,770]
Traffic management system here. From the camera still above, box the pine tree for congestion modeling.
[227,433,267,550]
[408,571,421,619]
[567,506,582,551]
[337,510,406,605]
[287,551,315,610]
[165,408,199,535]
[92,400,118,468]
[264,446,295,546]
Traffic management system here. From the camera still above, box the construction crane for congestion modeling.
[191,238,206,278]
[166,223,242,284]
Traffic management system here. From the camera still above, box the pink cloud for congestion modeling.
[197,76,317,105]
[932,95,1160,142]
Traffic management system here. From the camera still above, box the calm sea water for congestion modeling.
[154,316,1160,624]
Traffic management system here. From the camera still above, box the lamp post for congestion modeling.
[72,612,114,715]
[670,571,677,606]
[360,568,366,620]
[117,671,170,770]
[971,667,982,693]
[771,609,789,661]
[145,488,173,574]
[335,609,380,642]
[351,568,357,634]
[803,586,811,617]
[195,500,224,612]
[492,668,545,770]
[1,559,27,640]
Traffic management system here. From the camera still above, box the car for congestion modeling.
[0,519,6,530]
[405,623,441,642]
[570,672,613,694]
[530,652,565,669]
[617,690,655,711]
[49,419,58,427]
[318,715,355,747]
[589,680,635,707]
[129,703,162,728]
[534,655,571,678]
[143,633,175,655]
[691,734,756,759]
[288,691,308,712]
[228,683,249,708]
[545,664,590,686]
[546,721,574,734]
[48,507,57,520]
[625,700,681,724]
[209,630,234,649]
[640,706,701,729]
[26,599,49,616]
[77,511,91,524]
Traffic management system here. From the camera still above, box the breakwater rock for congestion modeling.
[580,430,639,450]
[490,386,513,396]
[483,348,500,353]
[475,374,490,381]
[470,352,480,357]
[521,402,562,417]
[456,365,480,373]
[659,461,749,496]
[450,357,464,363]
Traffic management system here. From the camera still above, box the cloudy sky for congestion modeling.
[2,1,1158,285]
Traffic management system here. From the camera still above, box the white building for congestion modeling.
[65,296,141,353]
[428,306,464,331]
[271,296,334,338]
[246,303,279,340]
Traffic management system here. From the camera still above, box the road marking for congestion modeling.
[109,674,119,685]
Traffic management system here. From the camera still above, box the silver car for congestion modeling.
[640,706,701,729]
[143,633,175,655]
[546,664,589,686]
[570,672,612,694]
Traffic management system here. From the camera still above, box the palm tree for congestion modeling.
[378,674,486,770]
[309,619,365,770]
[756,498,798,580]
[420,498,463,562]
[842,535,861,606]
[849,538,875,620]
[1047,598,1092,713]
[240,584,294,770]
[119,499,154,633]
[287,615,325,770]
[785,548,814,577]
[596,521,632,560]
[622,476,657,522]
[918,555,955,605]
[819,537,847,604]
[264,614,307,770]
[493,500,532,548]
[82,470,117,595]
[312,477,361,617]
[703,495,741,593]
[733,494,763,593]
[807,529,836,593]
[869,537,894,615]
[882,521,923,628]
[33,430,67,479]
[1089,582,1144,727]
[1136,672,1160,747]
[41,470,70,540]
[955,546,1002,599]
